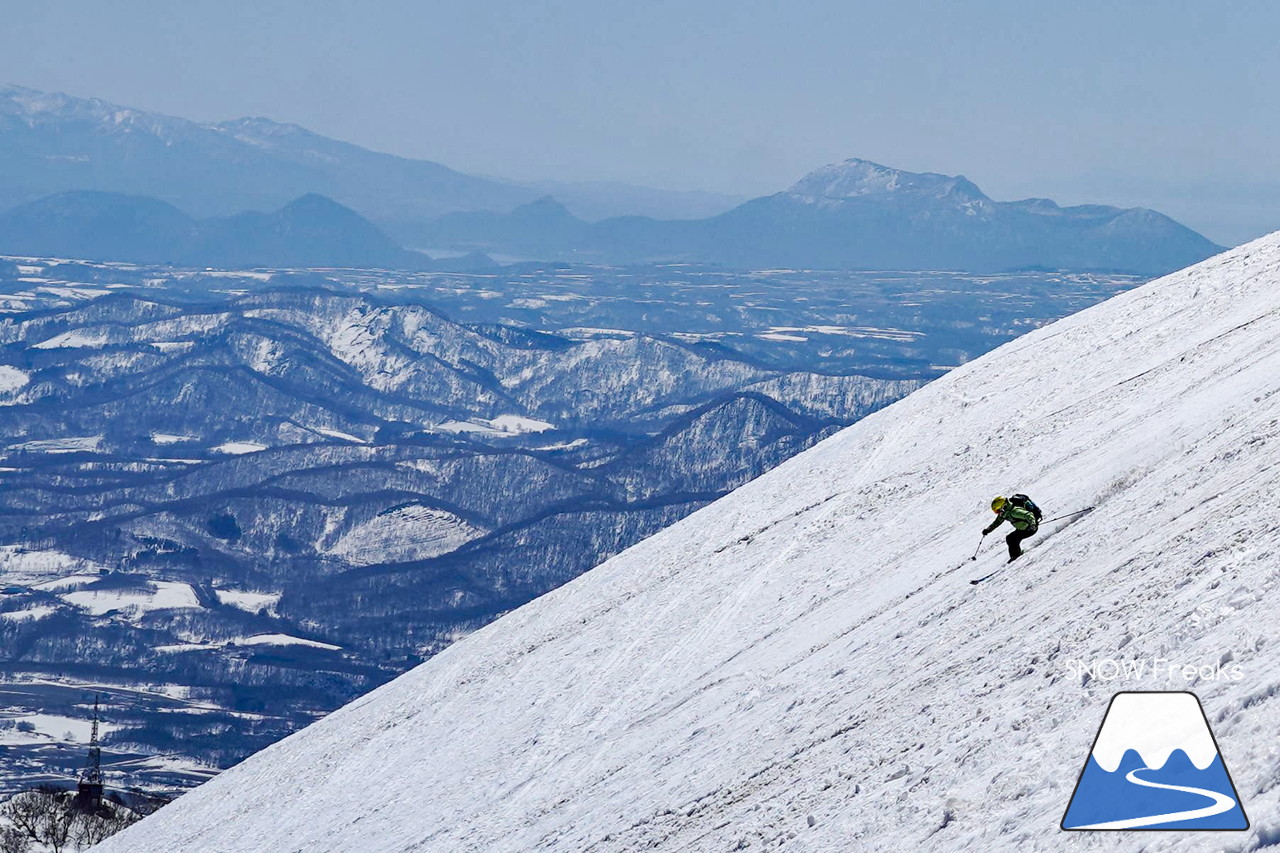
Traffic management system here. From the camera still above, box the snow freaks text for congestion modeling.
[1065,658,1244,683]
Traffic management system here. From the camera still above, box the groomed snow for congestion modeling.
[95,235,1280,853]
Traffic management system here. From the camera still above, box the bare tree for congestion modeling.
[73,805,140,848]
[2,790,46,847]
[1,787,148,852]
[0,825,28,853]
[1,788,78,853]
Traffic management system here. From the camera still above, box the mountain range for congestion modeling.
[87,229,1280,851]
[0,85,738,229]
[0,85,1224,274]
[0,191,431,269]
[418,159,1225,273]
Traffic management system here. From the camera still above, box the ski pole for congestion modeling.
[970,533,986,561]
[1041,507,1095,524]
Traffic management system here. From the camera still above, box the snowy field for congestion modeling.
[61,580,199,616]
[0,546,103,586]
[327,505,486,566]
[91,235,1280,852]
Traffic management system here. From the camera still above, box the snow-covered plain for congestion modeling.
[215,589,281,614]
[0,711,120,745]
[62,580,200,616]
[95,235,1280,852]
[0,547,102,585]
[0,605,56,622]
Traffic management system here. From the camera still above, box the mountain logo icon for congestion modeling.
[1062,691,1249,830]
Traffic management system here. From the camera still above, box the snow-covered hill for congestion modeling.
[94,235,1280,851]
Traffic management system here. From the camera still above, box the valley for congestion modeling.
[0,256,1142,797]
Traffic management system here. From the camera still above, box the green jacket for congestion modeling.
[984,504,1037,535]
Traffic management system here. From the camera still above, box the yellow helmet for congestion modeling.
[991,496,1007,512]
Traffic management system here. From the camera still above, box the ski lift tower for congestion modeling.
[74,696,105,813]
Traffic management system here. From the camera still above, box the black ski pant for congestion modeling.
[1006,525,1038,562]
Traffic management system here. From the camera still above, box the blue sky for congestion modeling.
[3,0,1277,244]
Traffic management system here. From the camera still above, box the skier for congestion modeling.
[983,494,1041,562]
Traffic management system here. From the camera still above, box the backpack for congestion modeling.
[1008,493,1042,522]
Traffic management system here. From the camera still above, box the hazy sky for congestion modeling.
[3,0,1277,244]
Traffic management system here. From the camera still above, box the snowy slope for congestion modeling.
[95,235,1280,852]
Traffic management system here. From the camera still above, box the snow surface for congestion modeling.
[151,432,197,445]
[487,414,554,434]
[95,234,1280,852]
[431,415,553,437]
[62,581,200,616]
[151,341,196,354]
[312,426,367,443]
[0,707,121,746]
[0,365,30,393]
[156,633,338,652]
[32,573,105,591]
[0,606,57,622]
[0,548,103,586]
[215,589,281,614]
[234,634,341,651]
[212,441,267,455]
[155,643,221,653]
[8,435,102,453]
[32,328,110,349]
[328,505,485,566]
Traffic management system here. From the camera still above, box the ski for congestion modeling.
[970,568,1003,585]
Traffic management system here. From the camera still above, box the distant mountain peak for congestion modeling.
[211,116,337,150]
[0,83,75,113]
[281,192,356,214]
[0,84,197,141]
[513,195,579,221]
[787,158,990,205]
[216,116,309,135]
